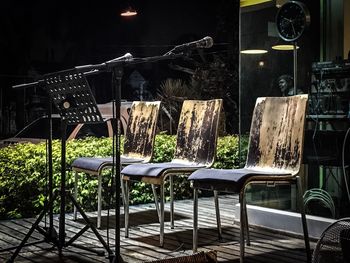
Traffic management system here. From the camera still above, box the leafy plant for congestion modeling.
[0,134,247,219]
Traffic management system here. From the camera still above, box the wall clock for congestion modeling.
[276,1,310,42]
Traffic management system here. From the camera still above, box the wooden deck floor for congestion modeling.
[0,195,314,262]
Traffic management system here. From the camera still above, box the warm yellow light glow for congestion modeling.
[120,8,137,17]
[240,49,268,54]
[271,44,299,50]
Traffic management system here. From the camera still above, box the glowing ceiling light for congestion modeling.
[272,44,299,51]
[240,49,268,54]
[120,6,137,17]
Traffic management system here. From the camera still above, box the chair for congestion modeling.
[121,99,222,246]
[189,95,311,263]
[71,101,161,228]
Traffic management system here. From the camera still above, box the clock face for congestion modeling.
[276,1,310,42]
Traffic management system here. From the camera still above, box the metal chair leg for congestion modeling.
[214,190,222,240]
[239,192,245,263]
[74,171,78,220]
[119,166,125,209]
[124,180,130,238]
[193,188,198,253]
[97,174,102,229]
[160,183,165,247]
[170,175,174,229]
[297,176,311,263]
[152,185,161,222]
[243,194,250,246]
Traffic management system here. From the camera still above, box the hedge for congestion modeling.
[0,134,248,219]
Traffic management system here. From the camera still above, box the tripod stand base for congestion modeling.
[7,189,114,262]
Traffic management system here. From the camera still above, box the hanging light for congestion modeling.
[272,44,299,51]
[120,5,137,17]
[241,49,268,54]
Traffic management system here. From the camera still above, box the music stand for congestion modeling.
[7,69,114,262]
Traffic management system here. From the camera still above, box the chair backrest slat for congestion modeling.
[245,95,308,175]
[173,99,222,166]
[123,101,161,162]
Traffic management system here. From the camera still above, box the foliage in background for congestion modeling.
[0,134,248,220]
[157,79,197,134]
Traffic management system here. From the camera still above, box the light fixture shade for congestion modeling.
[120,6,137,17]
[271,38,299,51]
[241,49,268,54]
[271,44,299,51]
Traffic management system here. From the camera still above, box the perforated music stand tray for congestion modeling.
[43,69,103,125]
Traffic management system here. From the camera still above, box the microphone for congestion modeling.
[171,36,213,53]
[75,53,134,72]
[105,53,133,64]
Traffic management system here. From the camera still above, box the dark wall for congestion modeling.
[0,0,239,136]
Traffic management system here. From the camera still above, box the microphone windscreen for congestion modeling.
[203,36,214,48]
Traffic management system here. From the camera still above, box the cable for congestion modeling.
[303,188,336,218]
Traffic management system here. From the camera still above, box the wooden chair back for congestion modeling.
[245,95,308,176]
[173,99,222,166]
[123,101,161,162]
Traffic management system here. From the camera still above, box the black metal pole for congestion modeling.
[59,118,67,252]
[111,67,123,262]
[293,41,298,95]
[48,99,54,236]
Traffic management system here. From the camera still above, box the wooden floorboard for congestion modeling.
[0,195,315,262]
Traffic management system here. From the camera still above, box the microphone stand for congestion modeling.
[104,51,187,263]
[75,58,133,263]
[111,66,123,263]
[75,51,188,263]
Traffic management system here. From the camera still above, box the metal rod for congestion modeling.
[6,191,58,262]
[293,41,298,95]
[125,181,130,238]
[152,185,161,222]
[214,190,222,240]
[297,176,311,263]
[239,192,245,263]
[112,68,122,259]
[170,176,174,229]
[193,188,198,253]
[74,172,78,220]
[97,174,102,229]
[68,192,113,255]
[47,99,54,237]
[160,184,165,247]
[59,119,67,251]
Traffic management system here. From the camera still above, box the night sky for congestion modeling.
[0,1,239,134]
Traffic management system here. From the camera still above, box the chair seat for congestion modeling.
[189,168,291,192]
[72,156,145,173]
[122,162,206,178]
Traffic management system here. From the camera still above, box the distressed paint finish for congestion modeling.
[123,101,161,162]
[246,95,308,175]
[173,99,222,166]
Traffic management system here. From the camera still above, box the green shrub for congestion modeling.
[0,134,247,219]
